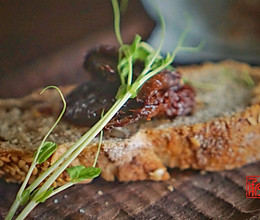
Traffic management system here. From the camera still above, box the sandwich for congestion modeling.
[0,46,259,186]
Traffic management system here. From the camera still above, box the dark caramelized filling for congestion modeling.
[64,45,195,130]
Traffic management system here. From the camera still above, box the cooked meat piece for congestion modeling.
[83,45,119,83]
[65,46,196,129]
[64,80,119,127]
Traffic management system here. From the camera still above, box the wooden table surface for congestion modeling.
[1,162,260,219]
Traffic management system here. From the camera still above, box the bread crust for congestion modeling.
[0,60,259,184]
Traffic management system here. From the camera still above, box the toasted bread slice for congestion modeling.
[0,60,260,185]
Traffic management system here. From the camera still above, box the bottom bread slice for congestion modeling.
[0,60,260,185]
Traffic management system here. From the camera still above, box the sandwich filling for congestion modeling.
[64,46,196,129]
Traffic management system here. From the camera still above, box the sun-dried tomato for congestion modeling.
[106,70,195,130]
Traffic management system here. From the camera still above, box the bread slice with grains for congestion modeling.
[0,60,260,186]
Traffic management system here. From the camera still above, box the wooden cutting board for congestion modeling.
[1,162,259,219]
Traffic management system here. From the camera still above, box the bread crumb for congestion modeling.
[247,117,257,125]
[149,168,165,180]
[97,190,103,195]
[200,170,207,175]
[78,208,85,214]
[189,137,201,148]
[167,185,174,192]
[0,157,11,163]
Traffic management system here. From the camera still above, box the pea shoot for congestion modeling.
[5,1,203,219]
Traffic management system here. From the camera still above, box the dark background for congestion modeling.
[0,0,154,98]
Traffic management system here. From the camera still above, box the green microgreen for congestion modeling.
[182,78,218,90]
[67,165,101,183]
[19,190,30,206]
[241,72,255,88]
[36,142,57,164]
[5,86,66,220]
[33,187,54,203]
[6,1,205,219]
[93,109,104,168]
[112,0,123,46]
[66,165,85,181]
[221,68,255,88]
[120,0,128,13]
[29,189,40,201]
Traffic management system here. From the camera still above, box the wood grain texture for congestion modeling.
[1,162,259,220]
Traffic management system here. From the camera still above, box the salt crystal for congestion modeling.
[167,185,174,192]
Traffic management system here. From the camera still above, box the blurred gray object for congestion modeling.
[142,0,260,64]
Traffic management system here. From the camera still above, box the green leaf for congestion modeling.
[134,47,149,62]
[66,165,101,183]
[36,142,57,164]
[19,189,30,206]
[66,165,85,182]
[77,167,101,182]
[33,187,54,203]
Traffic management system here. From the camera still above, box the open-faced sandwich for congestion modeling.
[1,53,259,185]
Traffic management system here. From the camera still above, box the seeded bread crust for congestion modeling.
[0,60,260,185]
